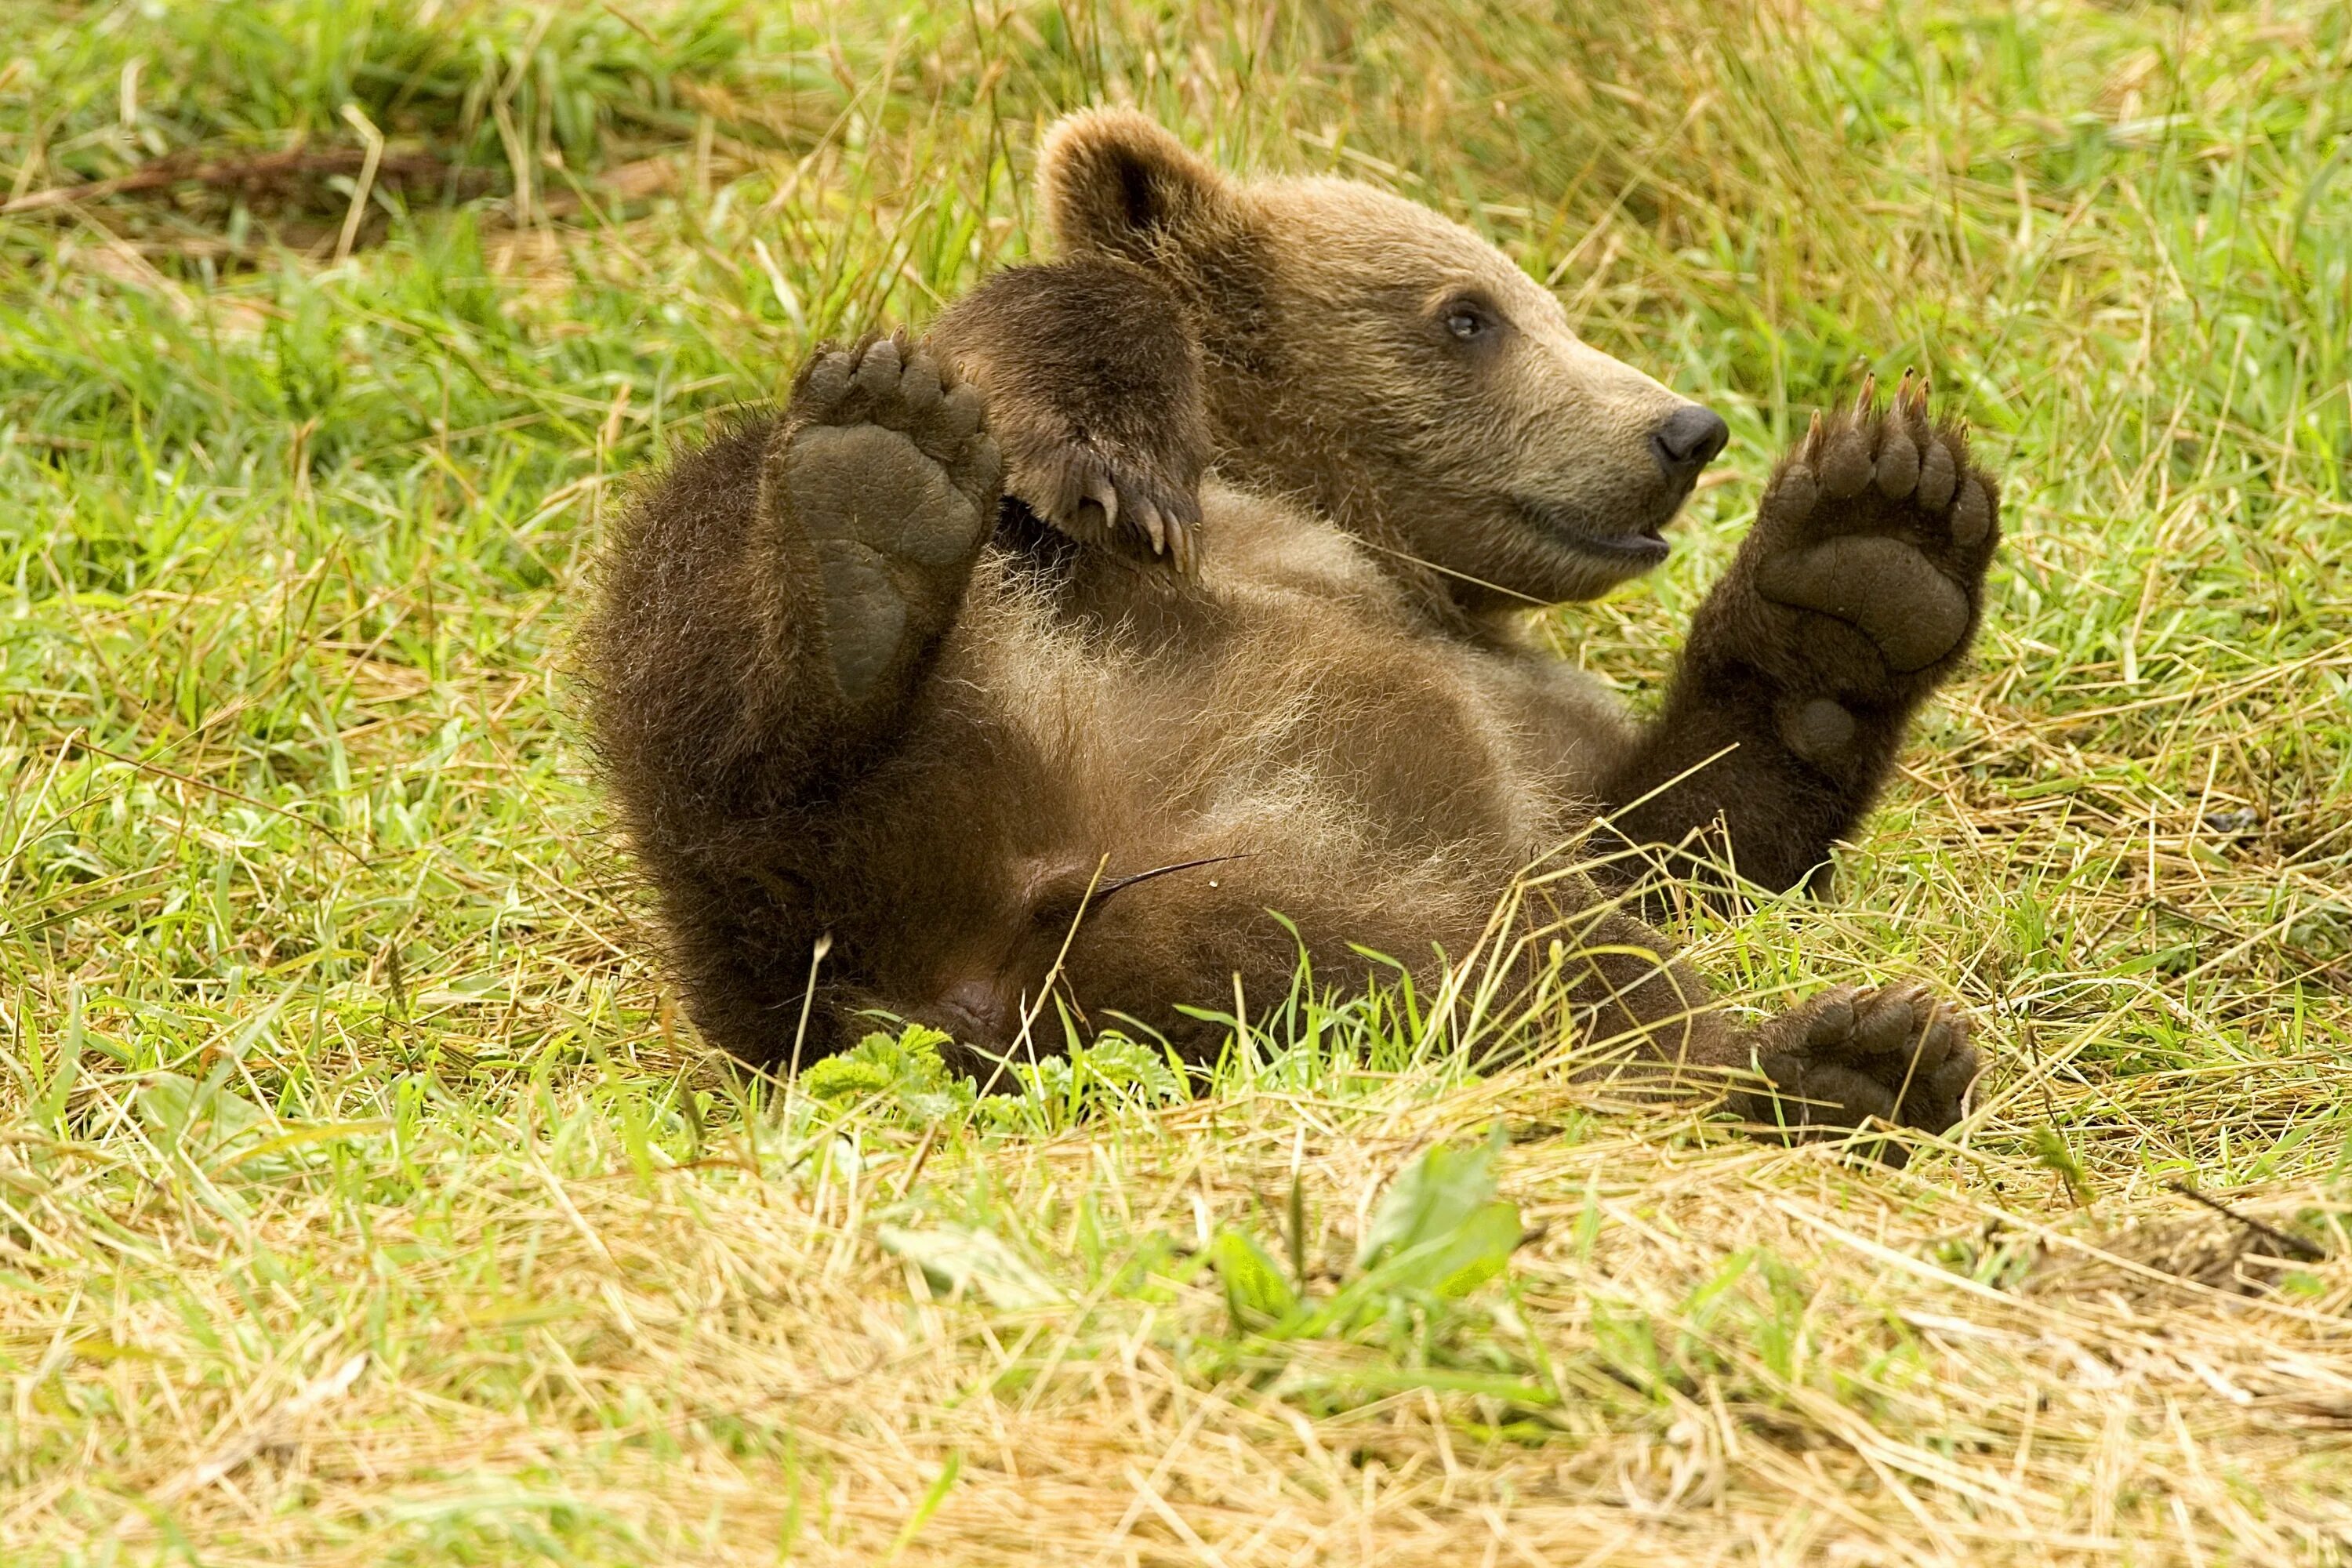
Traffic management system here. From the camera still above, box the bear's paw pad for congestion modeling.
[1737,982,1980,1165]
[1750,383,1999,676]
[782,337,1004,703]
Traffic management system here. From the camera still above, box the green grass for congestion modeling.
[2,0,2349,1562]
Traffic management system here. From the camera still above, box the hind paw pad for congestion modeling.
[1737,982,1982,1164]
[778,336,1003,704]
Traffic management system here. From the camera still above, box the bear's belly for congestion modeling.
[951,556,1573,858]
[838,514,1600,1050]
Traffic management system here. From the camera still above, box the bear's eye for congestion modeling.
[1443,302,1493,342]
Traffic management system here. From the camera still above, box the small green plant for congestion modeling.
[1210,1127,1530,1341]
[973,1030,1192,1132]
[800,1024,975,1124]
[801,1022,1196,1133]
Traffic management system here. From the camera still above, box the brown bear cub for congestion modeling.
[586,110,2000,1149]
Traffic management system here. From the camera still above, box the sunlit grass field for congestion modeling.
[2,1,2348,1562]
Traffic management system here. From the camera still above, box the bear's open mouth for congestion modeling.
[1511,497,1672,568]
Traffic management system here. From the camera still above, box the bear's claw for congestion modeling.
[1018,439,1203,575]
[776,335,1003,706]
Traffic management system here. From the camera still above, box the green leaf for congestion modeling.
[1307,1199,1526,1334]
[1399,1199,1526,1299]
[877,1225,1064,1311]
[1356,1125,1507,1269]
[1209,1226,1300,1327]
[1070,1033,1187,1105]
[800,1057,894,1103]
[136,1069,268,1160]
[804,1025,975,1126]
[973,1031,1191,1131]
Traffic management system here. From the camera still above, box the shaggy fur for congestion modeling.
[584,111,2002,1149]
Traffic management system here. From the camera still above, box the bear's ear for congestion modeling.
[1037,110,1240,265]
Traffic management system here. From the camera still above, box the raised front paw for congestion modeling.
[1004,426,1205,575]
[930,260,1210,576]
[770,334,1004,706]
[1730,982,1981,1165]
[1739,375,1999,701]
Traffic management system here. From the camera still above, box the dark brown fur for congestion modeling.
[583,112,2002,1153]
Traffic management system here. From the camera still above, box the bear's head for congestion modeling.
[1036,110,1726,616]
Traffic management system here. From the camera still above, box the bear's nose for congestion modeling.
[1650,405,1730,481]
[928,975,1017,1047]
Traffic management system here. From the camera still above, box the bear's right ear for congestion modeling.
[1037,110,1240,266]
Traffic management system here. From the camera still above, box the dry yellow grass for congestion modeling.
[10,1078,2348,1563]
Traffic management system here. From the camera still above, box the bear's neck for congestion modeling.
[1205,393,1484,642]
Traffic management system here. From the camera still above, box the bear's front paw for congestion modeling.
[927,260,1212,579]
[1729,982,1981,1166]
[1737,375,2000,705]
[1002,427,1204,575]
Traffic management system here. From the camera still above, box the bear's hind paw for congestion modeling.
[771,336,1003,706]
[1732,981,1982,1166]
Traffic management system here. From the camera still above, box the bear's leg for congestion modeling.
[589,335,1002,1069]
[1040,867,1976,1160]
[672,337,1003,1063]
[1595,379,1999,900]
[1566,906,1980,1166]
[758,335,1004,714]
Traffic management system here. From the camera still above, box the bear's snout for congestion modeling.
[1650,405,1730,484]
[926,973,1022,1048]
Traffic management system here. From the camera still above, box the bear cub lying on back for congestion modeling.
[586,111,2001,1151]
